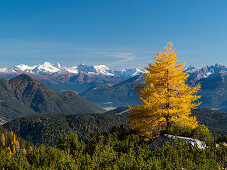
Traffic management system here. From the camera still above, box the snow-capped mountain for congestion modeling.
[113,68,143,78]
[0,62,144,78]
[187,64,227,84]
[1,62,226,81]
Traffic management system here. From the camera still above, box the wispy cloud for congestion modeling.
[95,51,106,54]
[94,52,137,68]
[107,53,136,66]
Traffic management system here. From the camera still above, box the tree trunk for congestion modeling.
[166,118,171,132]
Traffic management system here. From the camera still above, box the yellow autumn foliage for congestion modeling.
[128,42,201,139]
[1,133,5,147]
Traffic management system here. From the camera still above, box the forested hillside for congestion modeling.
[192,108,227,135]
[0,74,104,120]
[0,78,36,120]
[3,113,128,146]
[0,125,33,154]
[3,107,226,146]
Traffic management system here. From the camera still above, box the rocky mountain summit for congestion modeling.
[187,64,227,84]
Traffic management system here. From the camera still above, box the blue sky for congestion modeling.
[0,0,227,69]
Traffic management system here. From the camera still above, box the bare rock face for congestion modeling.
[149,134,207,150]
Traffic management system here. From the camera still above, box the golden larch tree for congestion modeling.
[128,42,201,139]
[1,133,5,147]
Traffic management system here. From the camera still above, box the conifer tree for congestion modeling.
[23,148,27,154]
[128,42,201,139]
[1,133,5,147]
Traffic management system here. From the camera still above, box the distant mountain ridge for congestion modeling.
[0,62,226,80]
[187,64,227,84]
[0,62,144,93]
[1,62,226,84]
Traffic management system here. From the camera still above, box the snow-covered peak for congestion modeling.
[186,65,197,73]
[94,65,110,72]
[114,68,144,78]
[43,62,53,67]
[122,68,143,76]
[187,64,227,73]
[15,64,37,73]
[64,66,78,74]
[57,63,63,69]
[94,65,114,76]
[70,64,114,76]
[0,68,16,73]
[33,62,61,73]
[187,64,227,81]
[76,64,97,73]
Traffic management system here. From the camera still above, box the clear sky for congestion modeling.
[0,0,227,69]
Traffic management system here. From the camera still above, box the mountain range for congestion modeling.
[0,62,144,93]
[80,64,227,110]
[0,62,227,111]
[0,62,143,78]
[187,64,227,84]
[0,74,104,121]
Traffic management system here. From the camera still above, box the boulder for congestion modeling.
[149,134,207,150]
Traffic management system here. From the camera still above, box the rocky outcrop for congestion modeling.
[149,134,207,150]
